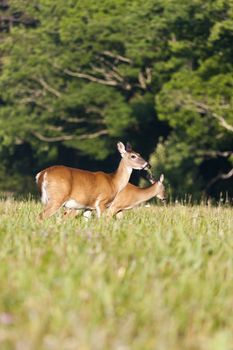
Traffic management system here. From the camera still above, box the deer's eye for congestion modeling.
[131,154,137,159]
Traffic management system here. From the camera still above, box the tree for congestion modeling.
[0,0,167,192]
[151,0,233,200]
[0,0,232,199]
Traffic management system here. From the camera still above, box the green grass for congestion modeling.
[0,199,232,350]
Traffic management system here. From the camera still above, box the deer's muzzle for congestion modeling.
[143,162,151,171]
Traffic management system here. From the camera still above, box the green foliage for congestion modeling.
[0,0,162,155]
[152,0,233,198]
[0,0,232,197]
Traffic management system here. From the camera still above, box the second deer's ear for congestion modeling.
[126,142,132,152]
[117,142,126,155]
[159,174,164,183]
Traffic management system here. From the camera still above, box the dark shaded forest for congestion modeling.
[0,0,232,201]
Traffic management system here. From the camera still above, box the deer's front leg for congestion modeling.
[95,200,108,218]
[115,211,124,219]
[106,205,119,218]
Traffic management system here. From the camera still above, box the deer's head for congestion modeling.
[147,173,166,202]
[117,142,150,170]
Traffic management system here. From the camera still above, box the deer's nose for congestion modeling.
[143,162,151,170]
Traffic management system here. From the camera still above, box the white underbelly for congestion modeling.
[64,199,85,209]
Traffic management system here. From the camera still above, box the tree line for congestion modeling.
[0,0,232,200]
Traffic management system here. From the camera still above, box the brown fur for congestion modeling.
[108,175,165,217]
[36,142,149,220]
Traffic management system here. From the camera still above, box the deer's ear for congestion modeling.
[117,142,126,155]
[159,174,164,183]
[126,142,132,152]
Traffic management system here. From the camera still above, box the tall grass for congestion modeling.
[0,199,232,350]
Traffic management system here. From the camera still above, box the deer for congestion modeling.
[36,142,150,220]
[67,172,165,220]
[107,172,166,218]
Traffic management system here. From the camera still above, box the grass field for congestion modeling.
[0,199,232,350]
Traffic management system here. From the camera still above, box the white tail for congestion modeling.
[108,173,166,217]
[36,142,150,220]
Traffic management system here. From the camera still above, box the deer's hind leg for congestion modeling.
[39,199,65,220]
[38,174,69,221]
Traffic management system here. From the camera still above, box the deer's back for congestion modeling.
[36,165,117,207]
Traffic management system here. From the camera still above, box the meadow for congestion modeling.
[0,199,232,350]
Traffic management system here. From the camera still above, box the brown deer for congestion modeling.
[36,142,150,220]
[69,173,165,219]
[107,173,166,218]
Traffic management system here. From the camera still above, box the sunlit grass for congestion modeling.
[0,199,232,350]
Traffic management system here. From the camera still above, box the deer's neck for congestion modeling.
[112,159,132,194]
[137,182,159,201]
